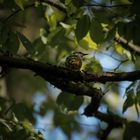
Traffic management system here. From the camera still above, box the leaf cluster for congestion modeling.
[0,97,44,140]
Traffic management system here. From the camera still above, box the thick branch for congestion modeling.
[94,111,126,127]
[0,55,103,98]
[40,75,103,97]
[100,125,113,140]
[83,71,140,83]
[0,55,140,83]
[85,110,127,139]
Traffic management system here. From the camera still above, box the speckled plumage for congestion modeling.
[65,52,87,71]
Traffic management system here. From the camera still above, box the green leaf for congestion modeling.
[118,22,134,41]
[90,19,104,44]
[53,110,80,138]
[72,0,85,7]
[56,92,84,111]
[0,24,10,50]
[50,28,76,51]
[0,97,7,113]
[0,119,12,132]
[123,90,134,113]
[12,103,35,123]
[136,90,140,105]
[104,26,116,41]
[39,99,56,116]
[79,39,89,50]
[32,38,46,57]
[75,15,90,42]
[124,121,140,140]
[125,82,136,93]
[15,0,25,10]
[6,32,19,54]
[84,57,102,73]
[17,32,34,55]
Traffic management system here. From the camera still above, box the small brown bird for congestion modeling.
[65,52,87,71]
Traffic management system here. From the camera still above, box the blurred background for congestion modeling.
[0,0,140,140]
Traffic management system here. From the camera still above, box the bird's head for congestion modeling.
[72,52,88,58]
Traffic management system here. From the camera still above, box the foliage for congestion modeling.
[0,97,44,140]
[0,0,140,139]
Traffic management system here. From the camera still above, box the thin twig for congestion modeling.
[114,59,129,71]
[2,4,34,22]
[86,3,132,8]
[2,0,66,22]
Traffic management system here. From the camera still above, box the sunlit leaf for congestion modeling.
[84,57,102,73]
[45,5,64,31]
[75,15,90,42]
[115,43,132,60]
[80,33,97,49]
[79,39,89,50]
[115,44,125,55]
[15,0,25,10]
[60,22,74,35]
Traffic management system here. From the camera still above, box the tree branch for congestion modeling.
[0,55,140,84]
[0,57,128,137]
[100,125,114,140]
[86,3,132,8]
[85,110,127,139]
[103,28,140,56]
[83,71,140,83]
[0,55,103,97]
[114,37,140,56]
[94,111,126,127]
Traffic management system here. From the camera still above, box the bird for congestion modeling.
[65,52,87,71]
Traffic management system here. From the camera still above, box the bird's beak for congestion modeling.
[83,53,88,56]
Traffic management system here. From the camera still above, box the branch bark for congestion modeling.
[0,55,103,97]
[0,55,139,84]
[114,37,140,56]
